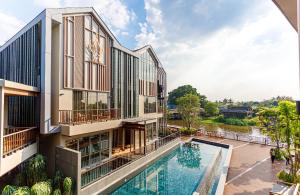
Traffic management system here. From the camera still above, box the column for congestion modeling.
[0,87,4,173]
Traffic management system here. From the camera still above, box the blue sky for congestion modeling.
[0,0,298,101]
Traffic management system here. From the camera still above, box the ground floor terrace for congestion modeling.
[195,135,285,195]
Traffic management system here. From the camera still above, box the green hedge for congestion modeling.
[179,127,197,135]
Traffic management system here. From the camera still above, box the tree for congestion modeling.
[258,107,281,150]
[26,154,47,186]
[168,85,199,105]
[199,95,208,108]
[278,101,297,175]
[204,102,219,116]
[176,94,200,130]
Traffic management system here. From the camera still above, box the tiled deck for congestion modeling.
[195,136,286,195]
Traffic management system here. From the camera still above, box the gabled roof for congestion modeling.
[272,0,297,31]
[134,45,163,68]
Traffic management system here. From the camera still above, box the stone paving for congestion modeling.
[197,136,286,195]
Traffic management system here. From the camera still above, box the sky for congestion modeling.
[0,0,298,101]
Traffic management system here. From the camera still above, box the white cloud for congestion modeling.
[63,0,135,30]
[136,0,299,101]
[0,11,24,46]
[34,0,61,8]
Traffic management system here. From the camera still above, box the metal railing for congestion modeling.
[80,132,180,188]
[196,129,284,147]
[59,109,120,125]
[3,127,37,157]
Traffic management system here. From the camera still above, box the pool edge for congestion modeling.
[191,138,233,195]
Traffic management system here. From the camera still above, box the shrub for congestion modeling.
[12,187,30,195]
[63,177,72,195]
[277,170,300,183]
[30,181,52,195]
[2,185,17,195]
[53,189,62,195]
[179,127,197,135]
[26,154,47,186]
[53,170,64,189]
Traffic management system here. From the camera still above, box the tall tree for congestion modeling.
[176,94,200,130]
[204,102,219,116]
[168,85,199,105]
[258,107,281,149]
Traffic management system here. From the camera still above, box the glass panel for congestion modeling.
[67,57,73,87]
[85,15,91,29]
[99,36,105,64]
[67,21,74,56]
[88,92,97,110]
[90,135,100,164]
[84,62,89,89]
[92,64,97,90]
[97,93,108,109]
[84,30,91,61]
[73,91,87,110]
[79,137,90,168]
[92,19,98,33]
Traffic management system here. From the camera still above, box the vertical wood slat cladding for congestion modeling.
[0,23,41,87]
[74,16,84,88]
[63,14,110,92]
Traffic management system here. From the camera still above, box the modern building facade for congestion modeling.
[0,7,170,193]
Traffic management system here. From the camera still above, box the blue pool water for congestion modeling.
[111,142,228,195]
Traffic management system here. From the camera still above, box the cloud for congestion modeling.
[34,0,61,8]
[0,11,24,46]
[63,0,135,30]
[136,0,298,101]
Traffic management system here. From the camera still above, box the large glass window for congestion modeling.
[65,131,110,168]
[83,15,107,91]
[73,90,108,111]
[139,50,157,96]
[144,96,156,113]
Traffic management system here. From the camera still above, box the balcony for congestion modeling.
[3,127,37,157]
[59,109,120,125]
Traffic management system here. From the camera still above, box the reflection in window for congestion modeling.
[65,131,110,168]
[144,96,156,113]
[73,90,108,111]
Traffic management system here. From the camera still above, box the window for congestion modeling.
[83,15,107,91]
[65,131,110,168]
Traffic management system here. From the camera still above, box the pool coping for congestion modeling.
[191,138,233,195]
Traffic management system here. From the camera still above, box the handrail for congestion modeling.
[59,108,121,125]
[80,132,180,188]
[3,127,36,137]
[3,127,37,157]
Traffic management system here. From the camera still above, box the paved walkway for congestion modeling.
[197,136,285,195]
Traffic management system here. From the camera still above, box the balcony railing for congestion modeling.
[3,127,37,157]
[80,132,180,188]
[59,109,120,125]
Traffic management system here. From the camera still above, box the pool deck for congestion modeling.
[192,136,286,195]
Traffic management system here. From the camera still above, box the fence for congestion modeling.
[3,127,37,156]
[80,132,180,188]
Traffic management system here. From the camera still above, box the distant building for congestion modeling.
[220,106,253,119]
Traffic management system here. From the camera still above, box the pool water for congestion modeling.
[111,142,228,195]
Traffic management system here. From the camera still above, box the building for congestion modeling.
[0,7,173,194]
[219,106,253,119]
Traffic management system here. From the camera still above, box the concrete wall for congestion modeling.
[80,138,181,195]
[0,143,37,176]
[55,146,81,194]
[40,133,64,176]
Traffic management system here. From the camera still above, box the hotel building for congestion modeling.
[0,7,176,194]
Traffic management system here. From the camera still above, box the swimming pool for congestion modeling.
[111,141,228,195]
